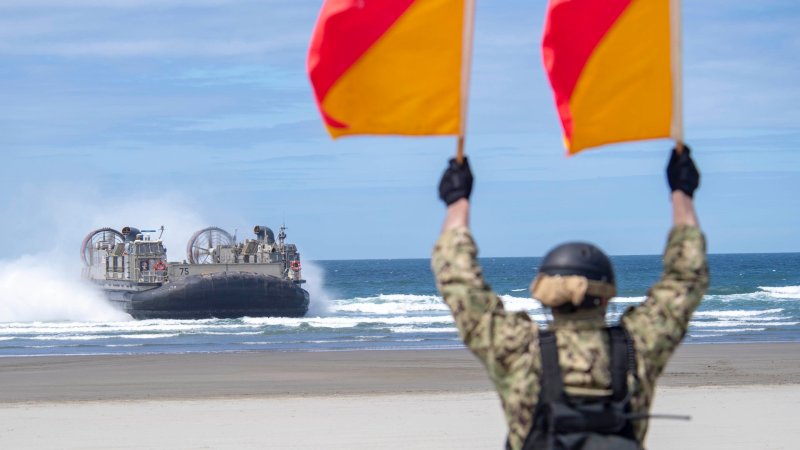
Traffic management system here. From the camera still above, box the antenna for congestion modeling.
[278,224,287,245]
[158,225,165,240]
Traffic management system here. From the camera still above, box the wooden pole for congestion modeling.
[456,0,476,164]
[670,0,684,153]
[456,135,465,162]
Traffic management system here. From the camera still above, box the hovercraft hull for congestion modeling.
[104,272,309,320]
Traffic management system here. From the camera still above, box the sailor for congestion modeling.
[431,147,709,449]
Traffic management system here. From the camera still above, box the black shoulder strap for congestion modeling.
[608,325,634,402]
[539,327,636,403]
[538,330,563,403]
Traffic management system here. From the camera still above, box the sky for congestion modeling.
[1,0,799,261]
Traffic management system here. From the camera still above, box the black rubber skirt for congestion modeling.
[125,272,309,319]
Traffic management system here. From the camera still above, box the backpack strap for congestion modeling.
[521,327,641,450]
[537,330,563,403]
[608,325,636,402]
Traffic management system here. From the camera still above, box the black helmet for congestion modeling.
[539,242,615,284]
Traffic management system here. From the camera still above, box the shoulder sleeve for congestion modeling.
[622,225,710,379]
[431,227,536,377]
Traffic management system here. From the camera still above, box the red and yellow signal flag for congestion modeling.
[542,0,683,155]
[307,0,474,139]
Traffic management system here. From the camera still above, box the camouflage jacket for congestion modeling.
[431,226,709,449]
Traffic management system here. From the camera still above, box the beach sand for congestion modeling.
[1,343,798,449]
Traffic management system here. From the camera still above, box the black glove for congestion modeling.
[666,146,700,198]
[438,157,473,206]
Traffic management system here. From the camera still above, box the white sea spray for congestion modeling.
[0,254,130,323]
[302,260,334,316]
[0,184,212,324]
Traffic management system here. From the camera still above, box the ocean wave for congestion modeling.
[27,344,75,349]
[691,320,798,328]
[332,302,449,314]
[30,333,180,341]
[241,315,454,328]
[328,293,447,314]
[1,280,796,354]
[334,294,442,303]
[321,287,797,316]
[610,297,647,304]
[0,320,252,336]
[329,293,543,314]
[758,285,800,299]
[617,286,800,303]
[693,308,783,318]
[499,295,540,311]
[706,328,767,333]
[704,287,800,302]
[117,333,181,339]
[732,316,791,322]
[389,326,457,334]
[28,334,112,341]
[187,331,264,336]
[0,315,463,338]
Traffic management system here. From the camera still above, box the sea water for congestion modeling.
[0,253,798,356]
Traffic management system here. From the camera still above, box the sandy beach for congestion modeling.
[1,343,798,449]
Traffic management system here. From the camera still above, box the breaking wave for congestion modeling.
[1,280,799,355]
[693,308,783,318]
[757,285,800,299]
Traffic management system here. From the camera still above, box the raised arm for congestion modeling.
[672,191,697,226]
[442,198,470,232]
[431,158,534,376]
[623,146,710,379]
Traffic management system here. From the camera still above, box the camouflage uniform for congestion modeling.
[431,225,709,449]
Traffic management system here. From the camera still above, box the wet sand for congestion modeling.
[0,343,798,449]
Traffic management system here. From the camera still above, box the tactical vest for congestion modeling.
[519,326,642,450]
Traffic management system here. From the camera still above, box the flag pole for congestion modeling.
[456,0,476,164]
[670,0,684,153]
[457,135,466,162]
